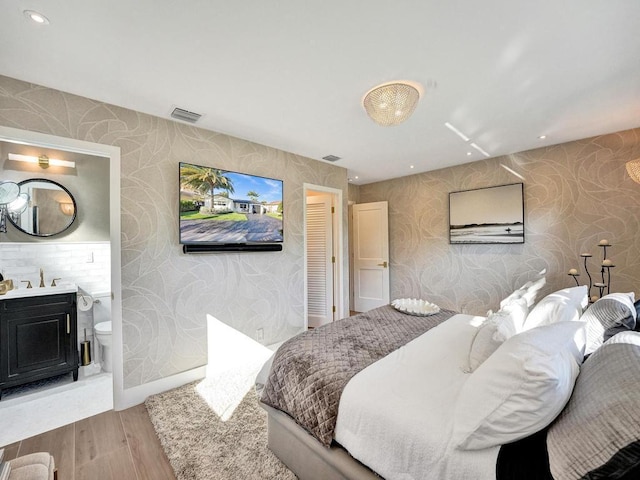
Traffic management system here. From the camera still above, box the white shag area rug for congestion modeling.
[145,381,297,480]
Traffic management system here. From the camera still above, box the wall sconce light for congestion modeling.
[59,202,75,216]
[8,153,76,169]
[0,181,30,233]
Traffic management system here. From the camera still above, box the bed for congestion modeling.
[259,283,640,480]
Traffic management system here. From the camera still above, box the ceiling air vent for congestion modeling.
[170,107,202,123]
[322,155,341,162]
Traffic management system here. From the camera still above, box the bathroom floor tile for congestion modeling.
[0,372,112,447]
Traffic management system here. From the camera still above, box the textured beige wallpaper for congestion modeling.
[0,75,349,388]
[358,129,640,315]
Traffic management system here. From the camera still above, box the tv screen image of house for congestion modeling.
[179,162,283,244]
[449,182,524,244]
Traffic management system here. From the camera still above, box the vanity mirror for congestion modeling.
[8,178,77,236]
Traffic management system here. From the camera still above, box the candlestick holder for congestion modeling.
[568,240,615,302]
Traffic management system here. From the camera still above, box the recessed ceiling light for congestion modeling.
[355,176,359,179]
[538,135,547,139]
[24,10,50,24]
[410,165,414,169]
[467,152,472,156]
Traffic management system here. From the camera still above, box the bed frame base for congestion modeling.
[261,402,381,480]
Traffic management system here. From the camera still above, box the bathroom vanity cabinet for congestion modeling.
[0,292,79,399]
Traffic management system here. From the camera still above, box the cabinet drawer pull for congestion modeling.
[67,314,70,334]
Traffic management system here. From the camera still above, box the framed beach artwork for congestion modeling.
[449,183,524,244]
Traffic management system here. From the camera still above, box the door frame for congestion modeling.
[0,126,124,408]
[303,183,345,328]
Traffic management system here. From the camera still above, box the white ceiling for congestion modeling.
[1,1,639,185]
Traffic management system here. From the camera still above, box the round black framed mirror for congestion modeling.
[8,178,77,237]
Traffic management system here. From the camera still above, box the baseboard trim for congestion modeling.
[115,365,207,410]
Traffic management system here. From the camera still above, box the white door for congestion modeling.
[352,201,390,312]
[306,195,334,327]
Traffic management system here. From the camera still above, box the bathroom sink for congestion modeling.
[0,283,78,299]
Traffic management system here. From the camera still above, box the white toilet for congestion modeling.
[93,292,113,373]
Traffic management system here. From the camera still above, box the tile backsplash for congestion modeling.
[0,242,110,295]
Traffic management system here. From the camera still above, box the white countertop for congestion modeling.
[0,283,78,300]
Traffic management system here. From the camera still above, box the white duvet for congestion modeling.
[334,313,499,480]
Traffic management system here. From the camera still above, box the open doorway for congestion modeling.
[0,126,122,445]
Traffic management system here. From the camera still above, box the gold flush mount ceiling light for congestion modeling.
[626,158,640,184]
[363,82,420,126]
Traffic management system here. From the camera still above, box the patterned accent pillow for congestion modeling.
[582,292,636,355]
[547,331,640,480]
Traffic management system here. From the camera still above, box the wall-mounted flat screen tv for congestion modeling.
[449,182,524,244]
[179,162,283,252]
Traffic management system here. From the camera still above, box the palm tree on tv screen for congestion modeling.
[247,190,260,203]
[180,165,235,205]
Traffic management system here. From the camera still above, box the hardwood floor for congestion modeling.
[2,404,176,480]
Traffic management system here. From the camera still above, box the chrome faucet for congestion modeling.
[39,268,45,288]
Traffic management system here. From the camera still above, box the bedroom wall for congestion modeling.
[357,128,640,315]
[0,75,349,389]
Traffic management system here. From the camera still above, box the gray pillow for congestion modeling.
[547,331,640,480]
[582,293,636,355]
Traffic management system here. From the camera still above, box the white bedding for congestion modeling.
[334,313,499,480]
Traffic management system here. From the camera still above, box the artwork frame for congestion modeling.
[449,183,524,244]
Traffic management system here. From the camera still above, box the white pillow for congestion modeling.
[524,285,588,330]
[498,297,529,336]
[499,288,525,309]
[453,321,586,450]
[499,276,546,309]
[467,316,502,372]
[467,298,529,372]
[520,276,546,307]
